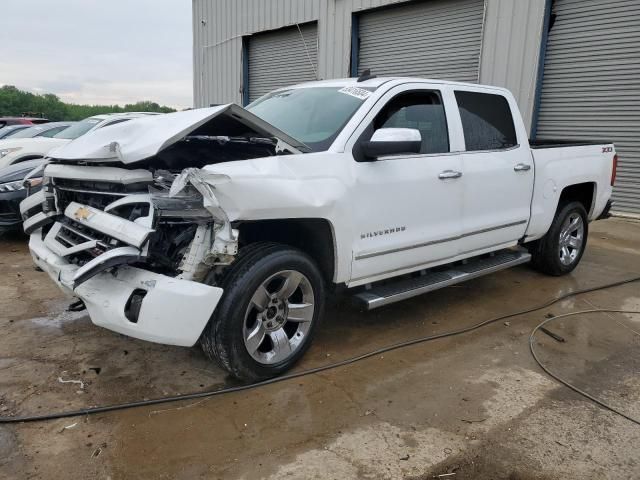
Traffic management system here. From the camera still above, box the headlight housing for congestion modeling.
[0,180,26,192]
[0,147,22,159]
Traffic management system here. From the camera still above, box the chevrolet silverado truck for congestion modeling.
[20,77,617,380]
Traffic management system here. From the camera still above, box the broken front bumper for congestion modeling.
[29,232,222,346]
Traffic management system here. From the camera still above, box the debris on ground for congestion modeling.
[540,327,566,343]
[58,422,78,434]
[58,373,85,390]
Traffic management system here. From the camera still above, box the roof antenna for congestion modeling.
[357,69,376,82]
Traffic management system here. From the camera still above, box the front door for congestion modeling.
[348,86,464,284]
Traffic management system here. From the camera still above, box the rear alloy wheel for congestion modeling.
[529,201,589,276]
[201,243,325,381]
[558,212,585,267]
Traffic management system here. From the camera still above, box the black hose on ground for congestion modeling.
[1,275,639,424]
[529,309,640,426]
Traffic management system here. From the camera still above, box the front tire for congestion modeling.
[529,201,588,276]
[201,243,325,381]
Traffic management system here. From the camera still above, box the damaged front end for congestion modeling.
[20,105,305,346]
[21,166,234,346]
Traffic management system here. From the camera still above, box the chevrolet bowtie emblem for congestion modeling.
[74,206,92,221]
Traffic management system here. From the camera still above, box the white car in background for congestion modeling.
[0,112,161,168]
[4,122,76,140]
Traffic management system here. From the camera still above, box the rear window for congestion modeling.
[455,91,517,151]
[54,118,101,139]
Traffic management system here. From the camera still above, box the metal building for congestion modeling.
[534,0,640,215]
[193,0,640,215]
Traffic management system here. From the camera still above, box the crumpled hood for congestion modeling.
[50,104,307,164]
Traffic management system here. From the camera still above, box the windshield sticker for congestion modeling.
[339,86,372,100]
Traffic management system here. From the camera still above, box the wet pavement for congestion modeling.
[0,218,639,479]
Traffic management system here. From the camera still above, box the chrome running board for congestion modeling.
[353,249,532,310]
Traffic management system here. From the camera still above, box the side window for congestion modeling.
[373,91,449,155]
[454,91,518,151]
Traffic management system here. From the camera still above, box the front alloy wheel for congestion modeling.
[243,270,315,365]
[201,243,325,381]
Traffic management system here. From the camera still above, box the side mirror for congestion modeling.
[362,128,422,159]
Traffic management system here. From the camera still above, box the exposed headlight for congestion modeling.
[0,180,26,192]
[0,147,22,158]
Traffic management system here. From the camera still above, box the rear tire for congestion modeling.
[529,201,588,276]
[201,242,325,381]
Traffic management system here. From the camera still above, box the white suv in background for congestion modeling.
[0,112,161,168]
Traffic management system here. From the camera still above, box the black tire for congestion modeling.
[529,201,589,276]
[201,242,325,381]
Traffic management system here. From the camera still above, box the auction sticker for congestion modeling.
[338,86,372,100]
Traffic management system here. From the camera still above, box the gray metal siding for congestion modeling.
[536,0,640,214]
[357,0,485,83]
[479,0,546,131]
[193,0,545,132]
[248,23,318,102]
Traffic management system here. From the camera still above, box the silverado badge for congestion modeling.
[361,226,406,240]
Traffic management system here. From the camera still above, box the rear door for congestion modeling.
[454,89,533,253]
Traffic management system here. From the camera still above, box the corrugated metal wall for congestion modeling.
[192,0,545,131]
[247,23,319,102]
[357,0,485,82]
[536,0,640,215]
[479,0,546,131]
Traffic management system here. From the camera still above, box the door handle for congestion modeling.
[514,163,531,172]
[438,170,463,180]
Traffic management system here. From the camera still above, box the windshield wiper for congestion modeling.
[184,135,277,146]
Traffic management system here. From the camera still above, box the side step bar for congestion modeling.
[353,250,532,310]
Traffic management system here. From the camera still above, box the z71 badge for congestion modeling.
[361,226,406,240]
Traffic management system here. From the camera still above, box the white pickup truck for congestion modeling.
[21,77,617,380]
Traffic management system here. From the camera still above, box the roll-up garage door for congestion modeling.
[536,0,640,215]
[356,0,485,83]
[247,23,318,103]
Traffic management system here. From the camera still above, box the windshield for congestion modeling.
[54,117,102,139]
[247,86,372,151]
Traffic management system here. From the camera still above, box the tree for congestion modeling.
[0,85,177,121]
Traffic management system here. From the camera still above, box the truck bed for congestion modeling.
[529,139,610,149]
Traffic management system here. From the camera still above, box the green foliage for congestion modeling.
[0,85,176,121]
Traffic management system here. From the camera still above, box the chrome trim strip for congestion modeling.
[354,220,528,261]
[54,186,130,197]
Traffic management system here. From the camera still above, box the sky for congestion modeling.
[0,0,192,109]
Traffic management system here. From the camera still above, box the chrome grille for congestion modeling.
[53,179,149,212]
[47,219,121,263]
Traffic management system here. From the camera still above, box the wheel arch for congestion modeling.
[236,218,337,285]
[558,182,596,217]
